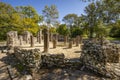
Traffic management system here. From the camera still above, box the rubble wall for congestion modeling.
[14,48,81,70]
[14,47,42,70]
[81,40,120,77]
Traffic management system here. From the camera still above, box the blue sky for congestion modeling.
[0,0,91,22]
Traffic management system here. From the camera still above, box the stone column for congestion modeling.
[76,36,79,46]
[43,28,49,53]
[37,30,42,44]
[19,35,23,45]
[30,35,34,47]
[7,31,18,53]
[69,39,73,48]
[53,38,57,48]
[72,38,75,44]
[7,31,18,48]
[79,35,82,44]
[64,36,67,46]
[23,31,31,44]
[49,33,53,42]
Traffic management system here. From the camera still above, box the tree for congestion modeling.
[102,0,120,23]
[0,2,16,40]
[49,27,56,33]
[83,0,120,39]
[109,20,120,37]
[15,6,43,35]
[71,27,83,38]
[57,24,70,45]
[42,5,59,25]
[95,21,108,38]
[63,14,78,27]
[84,2,97,38]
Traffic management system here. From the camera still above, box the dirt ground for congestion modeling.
[0,41,120,80]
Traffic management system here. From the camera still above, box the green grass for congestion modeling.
[107,37,120,41]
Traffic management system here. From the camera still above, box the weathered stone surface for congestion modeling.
[14,47,42,71]
[37,30,42,44]
[41,53,65,68]
[64,36,68,46]
[103,43,120,63]
[49,33,53,42]
[53,38,57,48]
[80,40,120,78]
[7,31,19,48]
[80,40,108,77]
[76,36,79,46]
[79,36,82,44]
[68,39,72,48]
[43,28,49,53]
[72,38,75,44]
[18,35,23,45]
[53,33,58,42]
[22,31,32,44]
[30,35,34,47]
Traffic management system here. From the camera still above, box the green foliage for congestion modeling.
[57,24,70,36]
[49,27,56,33]
[0,2,43,40]
[94,21,108,38]
[109,20,120,37]
[42,5,59,25]
[63,14,78,26]
[82,0,120,38]
[71,27,83,38]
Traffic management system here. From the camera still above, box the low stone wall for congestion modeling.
[104,43,120,63]
[41,54,65,68]
[81,40,107,75]
[14,47,42,70]
[81,40,120,77]
[14,47,82,70]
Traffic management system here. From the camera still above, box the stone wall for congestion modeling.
[80,40,120,77]
[104,42,120,63]
[81,40,107,75]
[14,48,81,70]
[14,47,42,70]
[41,54,65,68]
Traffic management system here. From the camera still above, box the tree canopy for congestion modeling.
[42,5,59,25]
[0,2,43,40]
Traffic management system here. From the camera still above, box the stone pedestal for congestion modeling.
[72,38,75,44]
[76,36,79,46]
[23,31,32,44]
[64,36,67,46]
[19,35,23,45]
[49,33,53,42]
[7,31,19,48]
[37,30,42,44]
[53,38,57,48]
[69,39,72,48]
[30,35,34,47]
[43,28,49,53]
[7,31,19,54]
[79,36,82,44]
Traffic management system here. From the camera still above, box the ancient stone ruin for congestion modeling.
[22,31,32,44]
[7,31,19,48]
[80,40,120,77]
[2,30,119,79]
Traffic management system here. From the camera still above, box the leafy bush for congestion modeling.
[71,27,83,38]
